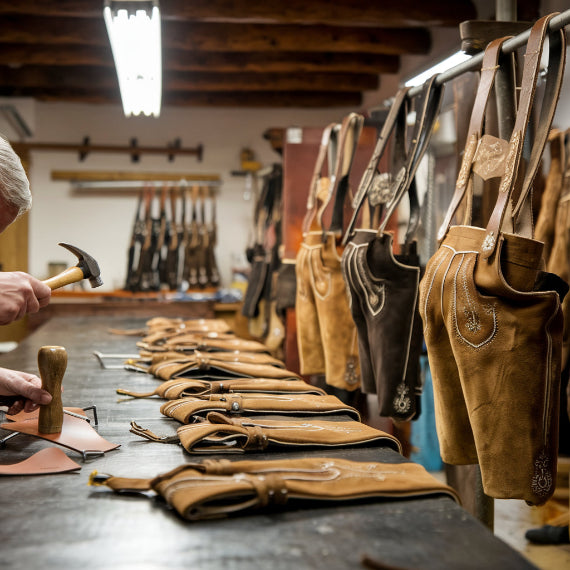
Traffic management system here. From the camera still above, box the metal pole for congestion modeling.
[407,9,570,98]
[494,0,517,139]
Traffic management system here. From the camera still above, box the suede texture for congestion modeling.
[134,412,402,454]
[295,231,361,390]
[118,377,325,399]
[342,229,423,420]
[96,457,459,521]
[419,225,564,504]
[546,152,570,369]
[160,393,361,423]
[149,357,301,382]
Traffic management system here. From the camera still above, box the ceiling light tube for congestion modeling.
[404,51,471,88]
[104,1,162,117]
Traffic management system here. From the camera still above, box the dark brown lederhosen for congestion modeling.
[341,77,443,420]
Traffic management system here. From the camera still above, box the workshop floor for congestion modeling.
[494,498,570,569]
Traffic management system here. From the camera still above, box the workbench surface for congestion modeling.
[0,317,535,570]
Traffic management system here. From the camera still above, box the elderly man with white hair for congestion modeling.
[0,135,52,415]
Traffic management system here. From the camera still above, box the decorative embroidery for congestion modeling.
[499,131,521,194]
[344,356,359,386]
[481,232,495,252]
[355,247,384,315]
[392,382,411,415]
[342,242,385,317]
[531,450,553,497]
[464,308,481,333]
[453,254,497,349]
[419,247,449,334]
[368,172,392,207]
[456,133,478,190]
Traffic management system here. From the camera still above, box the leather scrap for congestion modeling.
[0,447,81,476]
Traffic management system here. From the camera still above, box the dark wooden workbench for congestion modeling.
[0,317,536,570]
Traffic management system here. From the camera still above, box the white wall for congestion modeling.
[14,1,570,292]
[25,102,355,291]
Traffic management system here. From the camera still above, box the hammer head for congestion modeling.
[58,242,103,288]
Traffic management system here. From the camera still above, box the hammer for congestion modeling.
[43,243,103,290]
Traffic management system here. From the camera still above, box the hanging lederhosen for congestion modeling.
[419,17,567,505]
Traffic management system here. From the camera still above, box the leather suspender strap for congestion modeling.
[320,112,365,239]
[342,88,410,245]
[482,13,566,259]
[436,36,511,242]
[378,74,444,242]
[302,122,339,234]
[512,18,567,232]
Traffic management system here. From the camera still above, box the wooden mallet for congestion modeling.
[37,346,67,434]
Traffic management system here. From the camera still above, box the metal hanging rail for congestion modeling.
[407,9,570,98]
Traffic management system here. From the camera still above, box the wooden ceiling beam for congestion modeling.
[0,44,400,75]
[165,22,431,55]
[0,44,114,67]
[0,0,476,27]
[0,16,431,55]
[0,87,363,108]
[0,66,379,92]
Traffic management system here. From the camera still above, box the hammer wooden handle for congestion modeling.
[43,267,85,290]
[38,346,67,434]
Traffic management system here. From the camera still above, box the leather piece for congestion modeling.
[160,393,361,423]
[91,457,460,521]
[302,123,338,233]
[420,17,567,505]
[536,131,565,264]
[419,225,564,505]
[149,357,301,381]
[1,413,120,455]
[131,412,402,454]
[295,231,361,390]
[137,334,269,354]
[138,329,236,348]
[274,261,297,315]
[546,160,570,369]
[436,36,510,239]
[241,244,269,318]
[118,377,326,399]
[485,15,566,251]
[6,406,87,422]
[342,230,423,420]
[0,447,81,475]
[127,349,285,372]
[472,134,510,181]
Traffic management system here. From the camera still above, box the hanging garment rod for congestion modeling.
[407,9,570,98]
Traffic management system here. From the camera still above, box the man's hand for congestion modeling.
[0,367,52,414]
[0,271,51,325]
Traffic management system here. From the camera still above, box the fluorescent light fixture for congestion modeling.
[104,1,162,117]
[405,51,471,87]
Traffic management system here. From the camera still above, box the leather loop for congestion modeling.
[302,123,339,233]
[318,112,365,240]
[342,88,410,245]
[243,425,269,450]
[248,473,288,507]
[202,458,233,475]
[377,74,444,242]
[437,36,510,242]
[482,14,566,258]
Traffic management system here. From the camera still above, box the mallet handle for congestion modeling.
[43,267,84,290]
[38,346,67,434]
